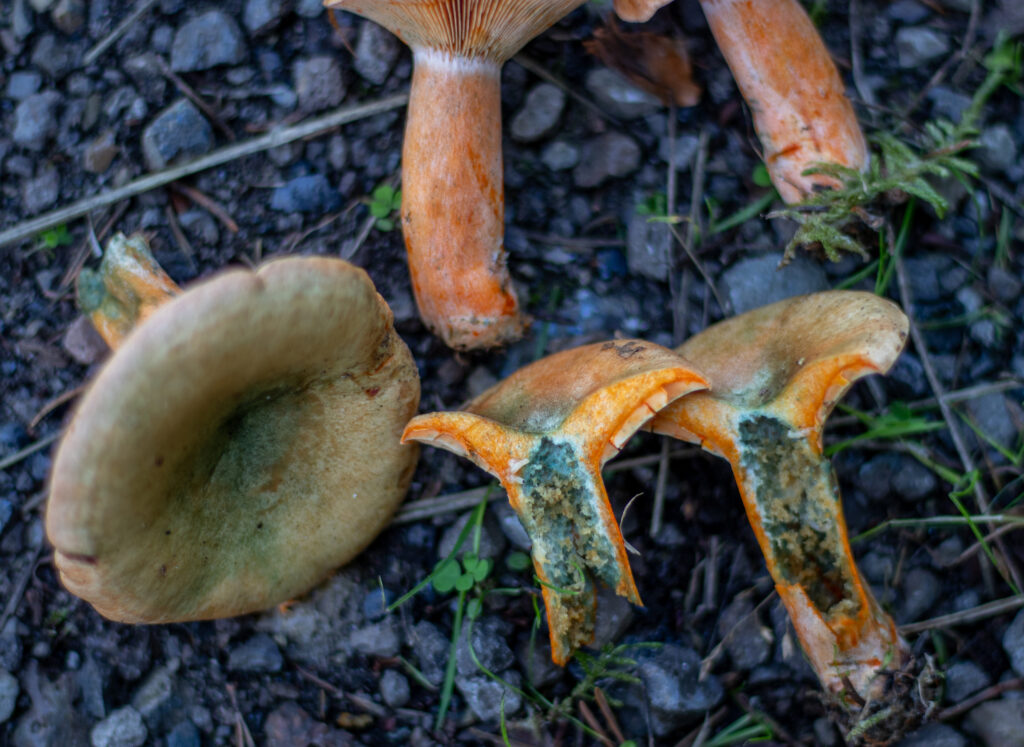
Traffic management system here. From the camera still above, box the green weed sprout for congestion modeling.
[368,184,401,231]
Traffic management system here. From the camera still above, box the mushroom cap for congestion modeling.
[47,257,420,623]
[613,0,673,23]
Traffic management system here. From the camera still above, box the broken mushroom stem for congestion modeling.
[324,0,587,350]
[403,340,708,665]
[76,232,181,349]
[649,291,936,744]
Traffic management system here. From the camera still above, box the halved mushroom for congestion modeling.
[323,0,587,350]
[648,291,935,742]
[403,340,708,664]
[47,239,420,623]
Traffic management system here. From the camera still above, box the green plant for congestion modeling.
[705,713,774,746]
[635,192,679,225]
[31,223,74,257]
[367,183,401,231]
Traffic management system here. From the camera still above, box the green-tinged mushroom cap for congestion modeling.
[47,256,420,623]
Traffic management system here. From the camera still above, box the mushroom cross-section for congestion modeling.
[403,340,708,664]
[647,291,933,742]
[47,249,421,624]
[323,0,587,350]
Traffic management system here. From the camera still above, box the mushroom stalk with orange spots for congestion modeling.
[648,292,937,744]
[403,340,708,664]
[324,0,587,350]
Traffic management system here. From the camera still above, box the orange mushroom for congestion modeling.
[613,0,672,23]
[323,0,587,350]
[648,291,936,742]
[698,0,868,203]
[403,340,708,664]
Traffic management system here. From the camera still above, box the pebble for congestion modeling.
[0,668,17,724]
[540,140,580,171]
[353,20,400,85]
[6,71,42,100]
[348,618,401,658]
[896,27,949,68]
[456,616,514,677]
[21,166,60,215]
[437,509,507,561]
[896,722,967,747]
[90,706,147,747]
[409,620,449,687]
[1003,607,1024,677]
[585,67,661,120]
[456,670,522,722]
[637,645,724,735]
[141,99,213,171]
[51,0,86,34]
[898,567,940,623]
[966,699,1024,747]
[227,633,283,673]
[170,11,246,72]
[30,34,76,79]
[13,91,61,150]
[293,0,323,17]
[62,315,108,365]
[573,133,641,188]
[718,596,772,671]
[965,393,1018,457]
[858,453,936,502]
[294,56,345,113]
[165,720,200,747]
[130,662,177,721]
[243,0,285,34]
[888,0,931,23]
[177,210,219,246]
[263,702,349,746]
[721,253,828,315]
[626,212,672,281]
[977,125,1018,174]
[987,265,1022,304]
[943,660,991,703]
[928,86,972,122]
[658,134,700,172]
[509,83,565,142]
[379,669,410,709]
[83,130,120,174]
[269,174,341,213]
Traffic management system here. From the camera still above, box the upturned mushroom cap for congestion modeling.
[47,256,420,623]
[404,340,708,664]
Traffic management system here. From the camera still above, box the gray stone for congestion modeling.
[540,140,579,171]
[927,86,972,122]
[492,501,531,551]
[638,645,724,736]
[6,71,42,100]
[353,20,400,85]
[130,662,177,721]
[438,509,507,561]
[456,617,514,677]
[626,212,673,281]
[294,0,323,17]
[177,210,219,246]
[227,634,283,673]
[379,670,410,709]
[988,265,1022,304]
[0,668,18,724]
[585,67,661,120]
[658,134,700,172]
[22,166,60,215]
[270,174,341,213]
[123,54,168,104]
[243,0,285,34]
[141,99,213,171]
[456,669,522,722]
[592,588,635,649]
[13,662,89,747]
[888,0,931,23]
[899,567,940,623]
[966,699,1024,747]
[170,11,246,72]
[294,56,345,113]
[30,34,76,79]
[977,125,1018,174]
[896,722,967,747]
[90,706,147,747]
[13,91,61,150]
[409,620,449,687]
[51,0,86,35]
[893,457,938,500]
[83,130,119,174]
[349,618,401,658]
[721,253,828,315]
[573,133,641,188]
[1004,607,1024,677]
[943,660,991,703]
[510,83,565,142]
[896,27,949,68]
[965,393,1019,457]
[165,721,200,747]
[718,596,772,671]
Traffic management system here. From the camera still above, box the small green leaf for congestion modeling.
[467,597,483,620]
[506,552,531,572]
[455,573,475,593]
[432,559,461,593]
[375,218,395,232]
[471,558,492,583]
[752,163,772,188]
[372,184,395,202]
[370,201,391,218]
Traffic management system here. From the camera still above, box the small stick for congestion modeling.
[225,684,256,747]
[938,676,1024,721]
[0,545,44,634]
[0,432,61,472]
[58,202,129,292]
[170,183,240,233]
[29,385,86,431]
[165,205,194,259]
[848,0,875,109]
[0,94,408,249]
[82,0,160,66]
[577,701,616,747]
[594,687,627,745]
[650,439,672,538]
[899,594,1024,634]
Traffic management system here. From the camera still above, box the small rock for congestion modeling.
[943,660,991,703]
[977,125,1018,174]
[927,86,972,122]
[456,670,522,722]
[379,670,410,709]
[637,645,724,736]
[141,99,213,171]
[327,135,348,170]
[721,253,828,315]
[13,91,62,150]
[6,71,42,100]
[30,34,76,79]
[165,721,200,747]
[409,620,449,687]
[988,265,1022,304]
[966,699,1024,747]
[456,617,514,677]
[131,662,177,721]
[898,567,940,623]
[0,669,18,724]
[492,501,531,551]
[62,316,108,365]
[243,0,285,34]
[437,509,507,561]
[294,0,324,17]
[51,0,86,34]
[264,702,352,747]
[896,721,967,747]
[83,130,119,174]
[177,210,219,246]
[270,174,341,213]
[509,83,565,142]
[658,134,700,172]
[170,11,246,72]
[90,706,147,747]
[227,633,283,673]
[626,212,672,280]
[888,0,931,23]
[22,166,60,215]
[349,618,401,658]
[573,133,641,188]
[591,588,635,649]
[585,67,661,119]
[893,458,937,500]
[294,56,345,113]
[896,27,949,68]
[540,140,579,171]
[353,20,400,85]
[965,393,1019,458]
[1003,607,1024,677]
[718,596,772,671]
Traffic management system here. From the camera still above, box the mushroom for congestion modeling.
[647,291,935,740]
[47,239,421,623]
[402,340,708,664]
[323,0,587,350]
[697,0,868,203]
[613,0,672,23]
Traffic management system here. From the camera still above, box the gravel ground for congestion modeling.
[2,1,1024,745]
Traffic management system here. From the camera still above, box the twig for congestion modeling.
[294,665,388,717]
[0,432,61,472]
[165,204,194,259]
[170,183,240,233]
[225,683,256,747]
[594,687,626,745]
[650,439,672,538]
[0,545,44,633]
[29,385,86,430]
[0,94,408,249]
[82,0,160,67]
[899,594,1024,634]
[848,0,876,109]
[938,676,1024,721]
[577,701,616,747]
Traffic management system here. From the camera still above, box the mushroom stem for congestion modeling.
[403,50,522,349]
[76,233,181,349]
[698,0,868,203]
